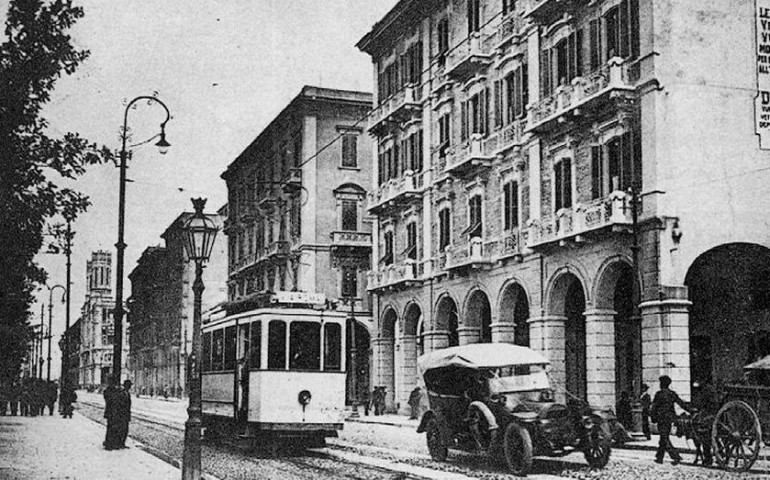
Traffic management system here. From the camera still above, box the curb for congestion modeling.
[345,417,417,429]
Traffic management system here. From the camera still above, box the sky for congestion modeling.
[11,0,398,380]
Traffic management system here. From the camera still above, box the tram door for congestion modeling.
[236,323,250,425]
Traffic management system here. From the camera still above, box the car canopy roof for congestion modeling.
[418,343,550,373]
[744,354,770,371]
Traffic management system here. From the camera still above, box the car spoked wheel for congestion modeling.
[426,417,448,461]
[583,421,612,468]
[503,422,533,476]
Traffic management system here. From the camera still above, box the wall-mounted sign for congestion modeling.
[271,291,326,305]
[756,0,770,148]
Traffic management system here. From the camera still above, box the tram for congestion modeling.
[201,305,348,445]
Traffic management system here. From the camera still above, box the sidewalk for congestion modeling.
[0,411,180,480]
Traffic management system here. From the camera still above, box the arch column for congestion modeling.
[491,322,516,343]
[528,315,566,402]
[423,329,449,352]
[396,334,418,414]
[640,295,692,399]
[584,309,616,409]
[371,337,396,411]
[457,326,481,345]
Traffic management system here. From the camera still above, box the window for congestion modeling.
[554,158,573,211]
[212,328,224,371]
[341,134,358,167]
[249,321,261,369]
[401,41,423,86]
[378,144,400,185]
[267,320,287,369]
[541,31,582,97]
[378,61,401,101]
[606,130,642,192]
[439,207,451,251]
[405,222,418,259]
[289,322,321,370]
[341,200,357,231]
[465,195,483,238]
[589,18,603,71]
[605,0,639,60]
[293,134,302,167]
[591,145,604,200]
[503,182,519,230]
[382,231,394,265]
[224,326,237,370]
[407,130,423,172]
[438,114,451,156]
[468,0,480,34]
[202,332,212,372]
[323,323,342,371]
[503,65,528,124]
[461,89,489,141]
[437,18,449,65]
[341,266,358,298]
[502,0,515,15]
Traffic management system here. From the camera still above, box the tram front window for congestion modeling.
[250,321,261,369]
[224,326,237,370]
[268,320,287,370]
[290,322,321,370]
[323,323,342,371]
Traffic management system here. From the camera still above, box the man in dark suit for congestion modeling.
[651,375,689,465]
[112,380,132,448]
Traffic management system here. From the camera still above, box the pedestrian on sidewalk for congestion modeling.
[360,389,370,416]
[408,387,422,420]
[103,377,120,449]
[651,375,689,465]
[60,383,76,418]
[46,381,57,416]
[112,380,132,449]
[640,383,651,440]
[0,380,8,416]
[9,380,19,416]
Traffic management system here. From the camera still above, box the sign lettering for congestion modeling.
[756,0,770,148]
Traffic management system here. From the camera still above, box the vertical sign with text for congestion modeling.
[757,0,770,149]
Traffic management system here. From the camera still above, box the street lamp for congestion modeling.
[46,218,73,388]
[47,284,66,382]
[180,198,219,480]
[113,95,171,384]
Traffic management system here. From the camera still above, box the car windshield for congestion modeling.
[486,364,551,396]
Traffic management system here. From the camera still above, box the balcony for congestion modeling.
[330,231,371,248]
[524,0,583,24]
[230,252,261,275]
[444,237,494,272]
[367,260,423,291]
[367,170,426,214]
[527,58,636,133]
[526,191,633,248]
[444,134,495,176]
[483,119,526,156]
[369,84,423,136]
[487,13,526,48]
[282,168,302,194]
[445,31,494,81]
[266,240,290,260]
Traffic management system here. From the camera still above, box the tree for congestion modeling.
[0,0,113,383]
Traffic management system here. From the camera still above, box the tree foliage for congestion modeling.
[0,0,113,382]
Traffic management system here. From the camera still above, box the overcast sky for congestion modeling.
[9,0,398,379]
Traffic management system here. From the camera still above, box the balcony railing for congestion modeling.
[445,31,494,80]
[487,13,526,48]
[266,240,290,259]
[330,231,372,249]
[369,84,423,135]
[367,170,426,213]
[367,260,421,291]
[526,190,632,248]
[444,134,495,175]
[524,0,582,23]
[445,237,494,271]
[527,58,635,133]
[282,168,302,193]
[483,119,526,156]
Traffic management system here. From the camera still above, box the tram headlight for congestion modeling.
[298,389,312,406]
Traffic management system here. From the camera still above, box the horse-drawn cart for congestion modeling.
[707,355,770,471]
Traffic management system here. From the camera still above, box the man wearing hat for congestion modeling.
[639,383,651,440]
[650,375,689,465]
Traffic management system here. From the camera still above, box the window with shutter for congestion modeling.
[341,134,357,168]
[503,181,519,230]
[590,18,602,71]
[554,159,572,211]
[591,146,604,200]
[341,200,357,231]
[439,208,451,251]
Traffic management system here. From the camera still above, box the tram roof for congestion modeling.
[203,307,349,330]
[418,343,550,373]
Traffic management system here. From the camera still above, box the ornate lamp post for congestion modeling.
[112,96,171,384]
[47,284,66,382]
[180,198,219,480]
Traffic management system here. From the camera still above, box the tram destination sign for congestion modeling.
[757,0,770,149]
[271,291,327,306]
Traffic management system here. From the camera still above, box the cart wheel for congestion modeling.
[503,422,533,477]
[711,400,762,472]
[583,421,612,468]
[425,417,448,462]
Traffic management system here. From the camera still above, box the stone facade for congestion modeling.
[127,212,227,397]
[358,0,770,414]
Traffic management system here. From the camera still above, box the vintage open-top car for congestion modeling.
[416,343,611,476]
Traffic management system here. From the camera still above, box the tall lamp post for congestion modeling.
[47,285,66,382]
[180,198,219,480]
[341,295,360,418]
[112,96,171,384]
[46,218,73,387]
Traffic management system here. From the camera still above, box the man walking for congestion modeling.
[651,375,689,465]
[103,378,120,449]
[112,380,132,449]
[640,383,651,440]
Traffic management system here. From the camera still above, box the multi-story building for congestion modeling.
[221,86,374,402]
[77,251,127,388]
[358,0,770,413]
[60,317,81,386]
[127,210,227,397]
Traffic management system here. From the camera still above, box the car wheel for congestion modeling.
[503,422,533,476]
[583,423,612,468]
[425,417,448,462]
